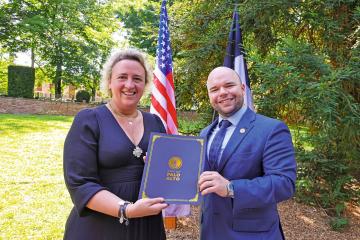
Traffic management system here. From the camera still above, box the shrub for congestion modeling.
[252,38,359,230]
[8,65,35,98]
[75,90,90,103]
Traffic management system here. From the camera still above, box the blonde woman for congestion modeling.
[63,49,168,239]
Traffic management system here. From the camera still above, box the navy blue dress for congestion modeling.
[63,105,166,240]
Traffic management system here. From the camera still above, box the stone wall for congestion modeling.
[0,96,199,120]
[0,96,92,116]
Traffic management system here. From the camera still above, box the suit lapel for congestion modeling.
[217,108,256,172]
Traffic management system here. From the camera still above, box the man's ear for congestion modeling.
[241,83,245,91]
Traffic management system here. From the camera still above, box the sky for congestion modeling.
[14,51,32,67]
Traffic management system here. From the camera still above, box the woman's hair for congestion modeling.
[101,48,152,97]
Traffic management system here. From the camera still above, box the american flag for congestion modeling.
[150,0,178,135]
[150,0,190,217]
[223,8,254,110]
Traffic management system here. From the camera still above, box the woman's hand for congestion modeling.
[126,197,168,218]
[142,152,147,163]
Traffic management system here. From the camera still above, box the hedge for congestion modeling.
[8,65,35,98]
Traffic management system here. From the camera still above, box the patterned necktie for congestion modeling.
[208,120,232,170]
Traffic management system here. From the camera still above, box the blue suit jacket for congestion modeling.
[200,108,296,240]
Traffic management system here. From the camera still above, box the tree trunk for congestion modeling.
[91,78,97,101]
[31,47,35,68]
[54,60,62,99]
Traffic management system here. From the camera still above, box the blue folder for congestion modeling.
[139,132,206,205]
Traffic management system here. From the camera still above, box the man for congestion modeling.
[198,66,296,240]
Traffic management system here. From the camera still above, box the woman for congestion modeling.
[63,49,168,239]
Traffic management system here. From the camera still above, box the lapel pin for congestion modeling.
[240,128,246,134]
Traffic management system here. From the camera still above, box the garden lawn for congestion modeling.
[0,114,74,240]
[0,113,314,240]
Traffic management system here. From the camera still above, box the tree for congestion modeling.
[115,0,161,55]
[0,0,118,98]
[119,0,360,228]
[0,50,15,95]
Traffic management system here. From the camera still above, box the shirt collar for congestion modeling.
[218,104,247,127]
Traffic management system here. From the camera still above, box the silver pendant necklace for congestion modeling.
[132,146,143,158]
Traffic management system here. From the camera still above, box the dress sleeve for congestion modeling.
[63,108,107,216]
[153,114,167,133]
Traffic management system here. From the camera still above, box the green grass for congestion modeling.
[0,113,311,239]
[0,114,74,240]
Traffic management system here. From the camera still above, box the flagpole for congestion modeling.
[150,0,191,229]
[211,3,254,122]
[223,4,254,110]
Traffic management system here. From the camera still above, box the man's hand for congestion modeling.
[198,171,230,197]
